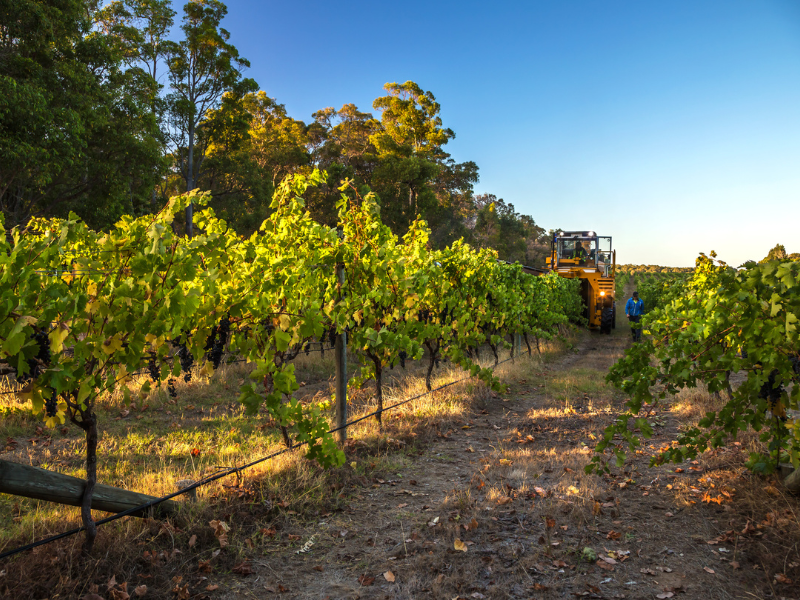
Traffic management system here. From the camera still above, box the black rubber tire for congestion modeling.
[611,306,616,329]
[601,307,614,335]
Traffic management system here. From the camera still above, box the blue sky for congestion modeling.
[217,0,800,266]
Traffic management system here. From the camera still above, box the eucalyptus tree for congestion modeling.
[0,0,163,229]
[166,0,256,237]
[96,0,177,209]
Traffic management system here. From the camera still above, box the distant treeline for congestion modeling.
[617,265,695,275]
[618,244,798,276]
[1,0,551,265]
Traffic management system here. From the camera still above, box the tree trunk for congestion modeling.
[372,355,383,425]
[523,333,532,355]
[186,123,195,238]
[425,341,438,392]
[79,411,98,554]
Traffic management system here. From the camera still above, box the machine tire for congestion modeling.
[601,307,614,335]
[611,306,616,329]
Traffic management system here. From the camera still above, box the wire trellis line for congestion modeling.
[0,352,523,561]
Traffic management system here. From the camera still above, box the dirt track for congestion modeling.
[216,317,798,600]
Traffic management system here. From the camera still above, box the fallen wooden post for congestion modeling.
[0,459,179,517]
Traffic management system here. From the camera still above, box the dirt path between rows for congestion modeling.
[216,315,799,599]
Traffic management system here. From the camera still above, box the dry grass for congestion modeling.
[0,338,571,599]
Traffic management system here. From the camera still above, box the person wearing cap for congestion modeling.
[625,291,644,342]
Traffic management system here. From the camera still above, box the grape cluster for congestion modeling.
[205,316,230,369]
[146,353,160,382]
[327,327,337,349]
[44,392,57,417]
[167,378,177,398]
[178,345,193,382]
[18,330,51,382]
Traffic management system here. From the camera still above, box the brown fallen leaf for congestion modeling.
[454,539,468,552]
[640,568,656,575]
[469,517,479,530]
[596,560,614,571]
[198,558,212,573]
[703,567,715,574]
[774,573,792,584]
[397,503,409,509]
[206,585,219,592]
[545,518,555,529]
[188,535,196,548]
[209,520,229,547]
[313,566,323,572]
[730,561,741,570]
[606,530,621,540]
[383,571,396,583]
[134,585,147,597]
[592,502,602,515]
[232,561,253,576]
[358,574,375,586]
[497,496,513,505]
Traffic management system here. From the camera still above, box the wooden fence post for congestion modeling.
[335,262,348,445]
[0,459,178,517]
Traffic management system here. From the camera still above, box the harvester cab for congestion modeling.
[548,231,616,334]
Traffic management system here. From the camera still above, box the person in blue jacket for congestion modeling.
[625,291,644,342]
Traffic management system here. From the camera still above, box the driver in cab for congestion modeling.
[574,242,588,264]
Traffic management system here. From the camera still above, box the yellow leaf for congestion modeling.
[49,325,69,354]
[101,335,123,355]
[86,299,100,314]
[454,539,468,552]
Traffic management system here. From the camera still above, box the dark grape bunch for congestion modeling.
[18,330,51,382]
[205,316,230,369]
[327,327,337,349]
[399,350,407,369]
[44,392,57,417]
[167,378,177,398]
[171,333,194,383]
[178,345,193,382]
[146,353,160,382]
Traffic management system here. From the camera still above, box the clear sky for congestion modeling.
[217,0,800,267]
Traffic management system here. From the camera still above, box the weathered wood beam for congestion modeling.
[0,459,178,517]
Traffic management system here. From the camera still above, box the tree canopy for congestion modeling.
[1,1,547,264]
